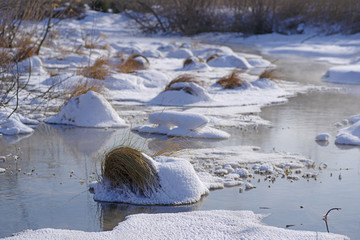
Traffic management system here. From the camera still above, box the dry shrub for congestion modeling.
[259,69,276,80]
[217,70,246,89]
[78,58,110,80]
[102,146,160,197]
[65,78,105,101]
[117,54,149,73]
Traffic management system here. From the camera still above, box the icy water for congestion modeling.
[1,56,360,239]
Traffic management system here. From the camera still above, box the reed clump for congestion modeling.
[78,58,110,80]
[102,146,160,197]
[216,70,246,89]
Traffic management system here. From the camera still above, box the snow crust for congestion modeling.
[45,91,127,128]
[5,210,348,240]
[133,111,230,139]
[90,155,208,205]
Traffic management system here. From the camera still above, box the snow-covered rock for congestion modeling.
[323,65,360,84]
[45,91,127,128]
[133,111,230,139]
[90,155,208,205]
[315,133,330,141]
[207,54,252,69]
[0,168,5,173]
[335,120,360,145]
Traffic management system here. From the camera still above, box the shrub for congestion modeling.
[259,68,276,80]
[65,78,105,101]
[78,58,110,80]
[102,146,160,197]
[216,70,247,89]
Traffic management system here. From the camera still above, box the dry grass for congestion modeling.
[117,54,149,73]
[65,78,105,101]
[165,74,201,91]
[78,58,110,80]
[217,69,247,89]
[102,146,160,197]
[259,69,277,80]
[206,54,220,63]
[183,56,204,68]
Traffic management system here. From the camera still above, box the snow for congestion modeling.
[149,82,212,106]
[5,210,348,240]
[44,91,128,128]
[133,111,230,139]
[349,114,360,123]
[207,54,252,69]
[316,133,330,141]
[323,65,360,84]
[335,120,360,146]
[90,155,209,205]
[0,110,37,135]
[167,48,193,58]
[0,168,5,173]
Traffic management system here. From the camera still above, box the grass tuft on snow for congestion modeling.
[217,69,247,89]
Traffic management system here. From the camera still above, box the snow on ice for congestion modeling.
[133,111,230,139]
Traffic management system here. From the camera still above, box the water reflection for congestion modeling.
[99,198,204,231]
[0,132,33,145]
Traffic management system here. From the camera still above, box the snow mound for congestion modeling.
[45,91,127,128]
[149,82,211,106]
[207,55,252,69]
[105,74,144,91]
[133,111,230,139]
[90,155,208,205]
[0,168,5,173]
[315,133,330,141]
[248,58,273,68]
[136,70,169,88]
[335,120,360,145]
[251,78,279,89]
[142,49,163,58]
[167,48,193,58]
[6,210,348,240]
[182,57,212,71]
[349,114,360,123]
[0,110,37,135]
[323,65,360,84]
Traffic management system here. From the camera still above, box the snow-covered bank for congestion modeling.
[5,210,348,240]
[335,114,360,145]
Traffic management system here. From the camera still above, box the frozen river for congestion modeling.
[0,53,359,239]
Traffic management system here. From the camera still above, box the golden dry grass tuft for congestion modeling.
[259,68,277,80]
[65,78,106,102]
[102,146,160,197]
[78,58,110,80]
[183,56,204,68]
[217,69,246,89]
[117,54,150,73]
[165,74,201,91]
[206,54,220,63]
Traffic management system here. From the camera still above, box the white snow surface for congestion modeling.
[90,155,208,205]
[316,133,330,141]
[44,91,127,128]
[335,120,360,145]
[5,210,347,240]
[133,111,230,139]
[0,110,37,135]
[207,54,252,69]
[323,65,360,84]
